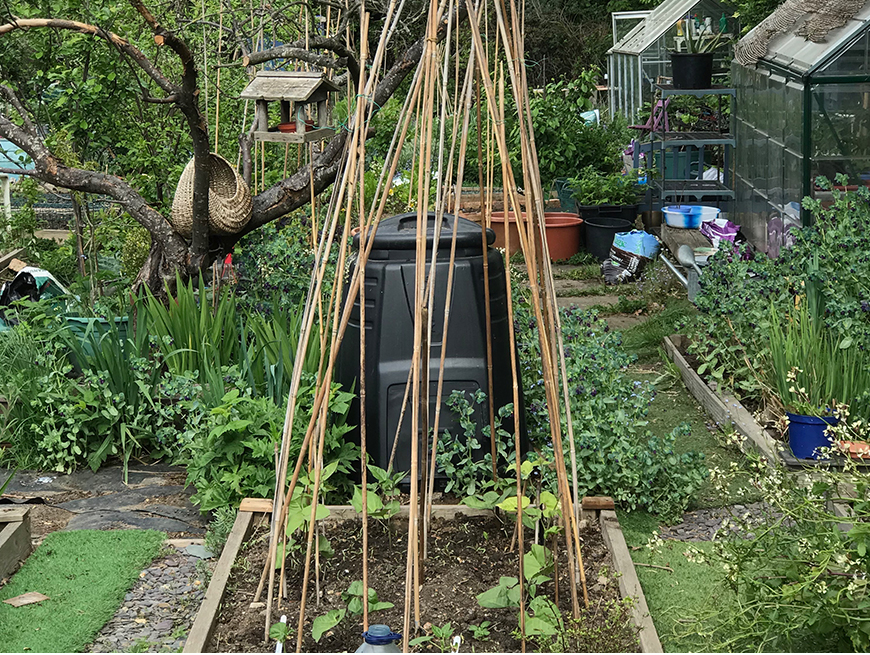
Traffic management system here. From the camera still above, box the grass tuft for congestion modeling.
[0,529,165,653]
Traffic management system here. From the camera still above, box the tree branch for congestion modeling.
[129,0,210,269]
[244,4,464,234]
[0,17,177,94]
[243,35,361,85]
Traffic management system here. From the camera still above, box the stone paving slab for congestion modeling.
[1,465,205,537]
[65,510,201,534]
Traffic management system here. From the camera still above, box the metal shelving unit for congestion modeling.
[644,84,736,209]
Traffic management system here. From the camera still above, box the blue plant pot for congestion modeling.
[787,412,837,460]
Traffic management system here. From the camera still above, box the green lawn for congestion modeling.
[611,302,754,652]
[0,529,165,653]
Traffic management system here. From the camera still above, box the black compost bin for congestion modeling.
[335,212,527,479]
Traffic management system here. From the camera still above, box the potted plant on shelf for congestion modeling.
[670,16,729,90]
[766,296,870,460]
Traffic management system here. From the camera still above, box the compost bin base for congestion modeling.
[213,514,636,653]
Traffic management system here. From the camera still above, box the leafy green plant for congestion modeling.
[477,543,561,636]
[351,463,404,520]
[687,452,870,651]
[311,580,394,643]
[517,301,707,521]
[411,622,457,652]
[436,390,515,497]
[766,294,870,420]
[269,619,292,645]
[184,389,284,511]
[467,621,492,641]
[567,167,639,206]
[527,596,639,653]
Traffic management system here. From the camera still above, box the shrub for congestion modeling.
[685,451,870,651]
[516,301,707,521]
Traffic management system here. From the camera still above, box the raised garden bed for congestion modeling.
[191,505,659,653]
[663,335,870,472]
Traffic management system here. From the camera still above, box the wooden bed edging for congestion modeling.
[189,503,662,653]
[183,510,256,653]
[0,506,31,581]
[662,335,780,462]
[599,509,663,653]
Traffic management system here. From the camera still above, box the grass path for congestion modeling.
[0,529,165,653]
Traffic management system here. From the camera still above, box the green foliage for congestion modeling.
[689,454,870,651]
[311,580,393,643]
[270,621,292,644]
[234,215,334,313]
[436,390,515,497]
[477,543,561,636]
[568,167,639,206]
[204,506,239,557]
[517,301,707,521]
[351,463,404,520]
[518,74,598,186]
[688,178,870,411]
[767,294,870,419]
[185,381,356,511]
[0,177,39,253]
[467,621,491,641]
[527,596,640,653]
[411,622,456,652]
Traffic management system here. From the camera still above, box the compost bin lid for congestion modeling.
[356,212,494,252]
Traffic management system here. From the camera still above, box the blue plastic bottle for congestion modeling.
[356,625,402,653]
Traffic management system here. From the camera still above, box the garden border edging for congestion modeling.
[188,502,662,653]
[662,335,780,461]
[599,509,663,653]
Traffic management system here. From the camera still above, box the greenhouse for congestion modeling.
[607,0,738,121]
[732,0,870,254]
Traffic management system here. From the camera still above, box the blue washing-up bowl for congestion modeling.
[662,205,720,229]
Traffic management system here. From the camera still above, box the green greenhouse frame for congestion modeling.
[732,3,870,254]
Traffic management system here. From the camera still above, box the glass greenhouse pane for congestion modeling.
[817,30,870,77]
[811,84,870,185]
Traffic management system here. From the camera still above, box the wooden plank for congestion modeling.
[34,229,71,244]
[599,510,663,653]
[165,538,205,549]
[4,591,49,607]
[660,223,712,254]
[0,514,31,581]
[0,506,30,523]
[184,510,256,653]
[0,248,25,272]
[662,335,780,462]
[581,496,615,510]
[253,128,334,144]
[239,498,273,513]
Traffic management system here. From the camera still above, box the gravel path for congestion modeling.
[657,502,772,542]
[89,546,211,653]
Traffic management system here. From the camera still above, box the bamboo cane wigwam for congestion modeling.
[252,0,591,650]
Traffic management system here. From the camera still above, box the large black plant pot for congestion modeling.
[671,52,714,89]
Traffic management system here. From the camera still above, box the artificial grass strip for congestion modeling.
[0,529,165,653]
[630,539,733,653]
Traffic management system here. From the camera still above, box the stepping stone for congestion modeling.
[64,510,201,533]
[557,295,621,309]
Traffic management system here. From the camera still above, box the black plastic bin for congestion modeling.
[335,212,527,480]
[585,216,633,261]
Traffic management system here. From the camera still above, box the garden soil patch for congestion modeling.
[214,514,636,653]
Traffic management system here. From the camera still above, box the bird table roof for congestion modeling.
[240,71,341,102]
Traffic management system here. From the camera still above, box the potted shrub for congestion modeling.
[766,296,870,459]
[670,18,729,90]
[565,168,639,261]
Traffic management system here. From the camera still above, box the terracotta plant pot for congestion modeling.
[489,211,583,260]
[838,440,870,459]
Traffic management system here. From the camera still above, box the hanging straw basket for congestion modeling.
[171,153,252,237]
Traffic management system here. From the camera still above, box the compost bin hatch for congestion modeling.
[357,212,495,255]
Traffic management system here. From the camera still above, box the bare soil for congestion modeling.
[213,514,639,653]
